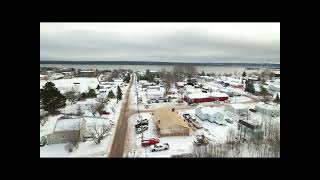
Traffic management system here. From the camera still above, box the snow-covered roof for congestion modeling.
[255,102,280,110]
[197,106,224,115]
[148,85,160,89]
[187,92,228,99]
[176,82,185,86]
[147,89,164,95]
[114,79,123,82]
[54,118,83,132]
[210,92,229,97]
[187,92,210,99]
[79,70,95,73]
[227,103,248,110]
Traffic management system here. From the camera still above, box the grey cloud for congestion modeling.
[40,23,280,63]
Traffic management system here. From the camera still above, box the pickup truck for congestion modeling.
[137,119,149,124]
[135,121,149,128]
[141,138,160,147]
[136,125,148,134]
[150,143,170,152]
[225,118,233,124]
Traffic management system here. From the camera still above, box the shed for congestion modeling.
[46,118,86,145]
[195,106,225,124]
[255,102,280,117]
[225,104,248,115]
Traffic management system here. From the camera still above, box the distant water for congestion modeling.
[40,64,267,75]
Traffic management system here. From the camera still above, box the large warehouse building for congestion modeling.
[184,92,229,104]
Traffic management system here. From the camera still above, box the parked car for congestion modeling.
[135,121,149,128]
[193,135,209,146]
[225,118,233,124]
[141,138,160,147]
[101,111,110,115]
[136,125,148,134]
[137,119,149,124]
[150,143,170,152]
[249,109,257,112]
[40,137,47,147]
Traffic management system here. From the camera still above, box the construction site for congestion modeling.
[153,107,191,137]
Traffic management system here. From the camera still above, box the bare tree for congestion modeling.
[184,65,198,78]
[88,104,98,117]
[75,108,84,116]
[163,80,171,95]
[96,103,106,116]
[172,65,184,81]
[64,90,78,104]
[192,143,229,158]
[226,128,237,149]
[87,123,112,144]
[40,109,48,126]
[178,89,184,99]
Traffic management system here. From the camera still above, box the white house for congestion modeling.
[269,84,280,92]
[147,85,161,91]
[146,88,165,99]
[40,74,48,80]
[51,73,64,80]
[255,102,280,117]
[225,104,248,115]
[176,82,185,88]
[195,106,225,125]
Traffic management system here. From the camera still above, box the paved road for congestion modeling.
[108,75,134,158]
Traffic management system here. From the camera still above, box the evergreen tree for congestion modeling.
[117,86,122,103]
[80,92,87,99]
[96,84,100,90]
[87,89,97,98]
[242,71,246,77]
[41,82,66,114]
[201,70,205,76]
[274,93,280,104]
[260,85,269,97]
[245,80,255,94]
[124,73,131,83]
[107,90,115,99]
[257,76,261,81]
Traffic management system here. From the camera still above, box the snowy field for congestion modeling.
[40,77,99,94]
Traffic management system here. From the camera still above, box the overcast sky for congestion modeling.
[40,23,280,63]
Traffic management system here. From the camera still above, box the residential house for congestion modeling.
[46,118,86,145]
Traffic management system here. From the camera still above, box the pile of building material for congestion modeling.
[153,107,191,137]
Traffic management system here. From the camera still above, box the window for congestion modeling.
[61,135,66,139]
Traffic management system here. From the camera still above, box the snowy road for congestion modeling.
[108,74,134,157]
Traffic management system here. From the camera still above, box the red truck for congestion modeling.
[141,138,160,147]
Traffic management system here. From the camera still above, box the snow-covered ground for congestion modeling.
[40,77,129,157]
[40,77,99,93]
[179,108,238,143]
[125,113,194,157]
